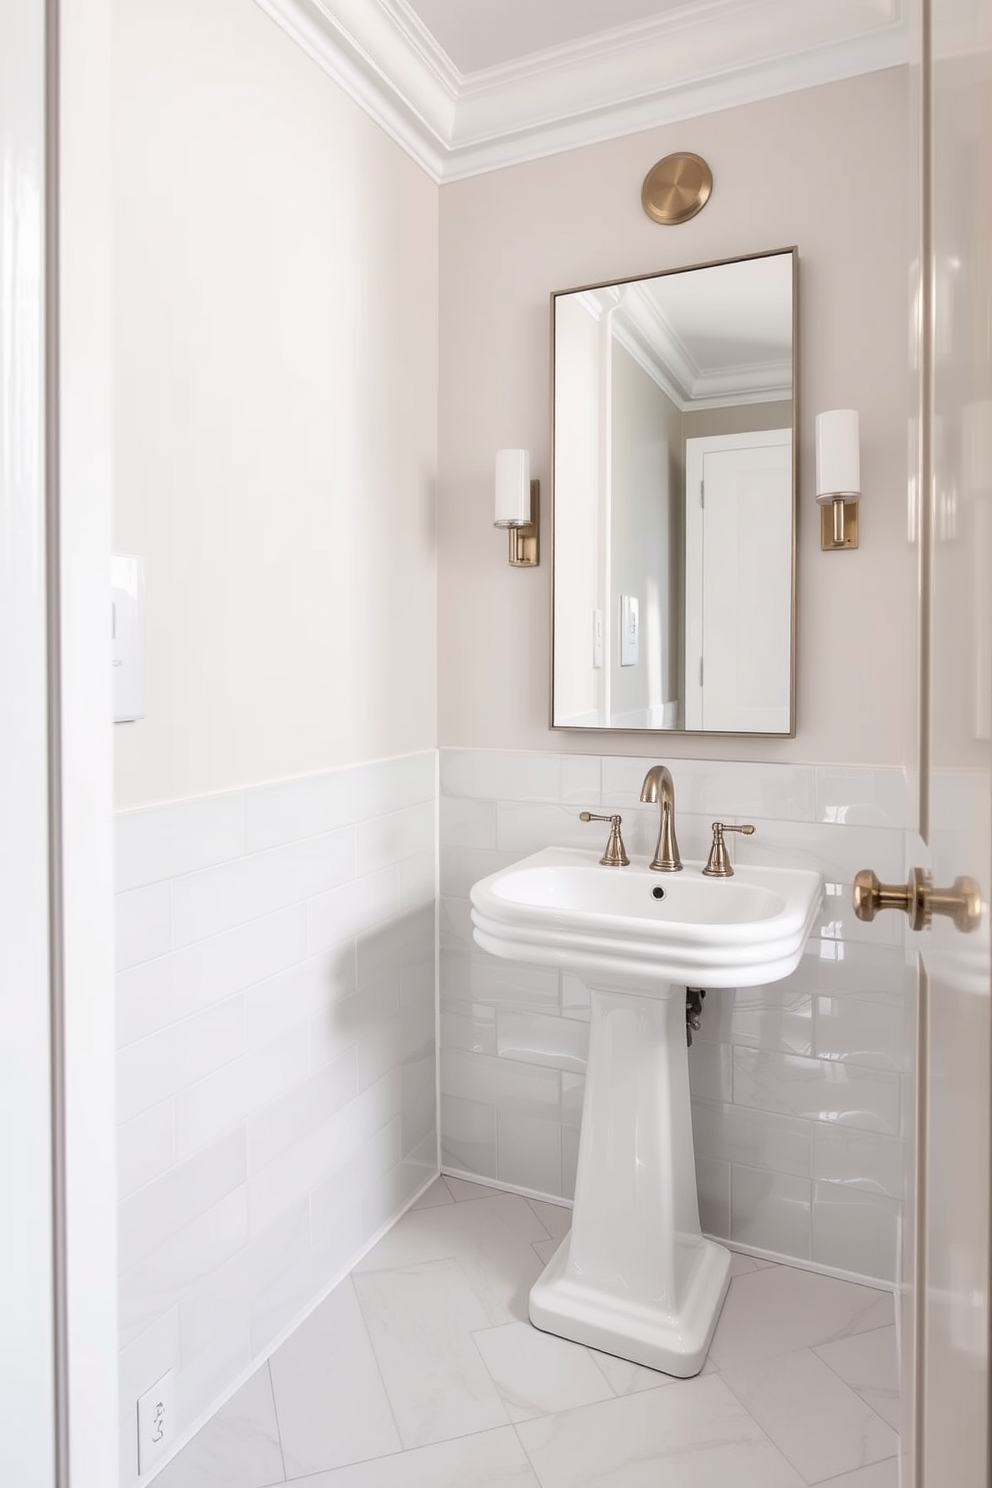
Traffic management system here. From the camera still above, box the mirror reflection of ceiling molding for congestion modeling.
[251,0,908,181]
[570,259,793,411]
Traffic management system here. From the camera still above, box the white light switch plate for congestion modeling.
[112,554,145,722]
[619,594,639,666]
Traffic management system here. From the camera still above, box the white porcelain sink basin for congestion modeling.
[470,841,823,1379]
[471,846,823,990]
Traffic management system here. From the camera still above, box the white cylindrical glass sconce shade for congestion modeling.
[494,448,531,528]
[815,410,861,500]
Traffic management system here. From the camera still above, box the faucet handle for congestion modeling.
[702,821,756,878]
[579,812,630,867]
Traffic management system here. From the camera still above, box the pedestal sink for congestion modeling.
[470,846,822,1377]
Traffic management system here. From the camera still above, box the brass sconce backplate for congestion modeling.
[507,479,540,567]
[641,153,713,225]
[820,498,859,550]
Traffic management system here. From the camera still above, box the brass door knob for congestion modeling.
[853,866,982,934]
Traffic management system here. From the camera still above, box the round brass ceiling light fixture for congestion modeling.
[641,153,713,225]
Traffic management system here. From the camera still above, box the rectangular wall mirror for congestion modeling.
[551,246,797,736]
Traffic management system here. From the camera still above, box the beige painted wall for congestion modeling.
[437,68,914,765]
[113,0,438,808]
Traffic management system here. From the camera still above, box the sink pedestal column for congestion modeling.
[529,980,731,1377]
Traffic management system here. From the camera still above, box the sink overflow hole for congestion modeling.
[651,886,666,900]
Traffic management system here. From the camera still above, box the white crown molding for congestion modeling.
[252,0,909,183]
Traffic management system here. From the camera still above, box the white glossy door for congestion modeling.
[910,0,991,1482]
[0,2,57,1483]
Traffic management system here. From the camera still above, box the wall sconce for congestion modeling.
[494,449,540,567]
[815,410,861,550]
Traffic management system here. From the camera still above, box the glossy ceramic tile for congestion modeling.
[158,1178,902,1488]
[439,749,563,802]
[814,1325,901,1430]
[731,1165,812,1258]
[117,1099,175,1201]
[732,1048,901,1135]
[708,1264,893,1369]
[811,1126,904,1200]
[472,1320,614,1420]
[440,1003,497,1055]
[287,1426,539,1488]
[118,1128,248,1274]
[442,1047,561,1114]
[174,1027,308,1161]
[172,828,355,948]
[441,1093,498,1178]
[813,997,906,1072]
[245,754,434,854]
[354,1257,508,1446]
[115,793,246,894]
[118,905,308,1048]
[244,942,356,1050]
[811,1183,901,1282]
[118,1188,249,1349]
[691,1099,812,1179]
[496,1109,562,1195]
[117,997,247,1124]
[496,1008,589,1072]
[515,1373,806,1488]
[152,1365,283,1488]
[814,767,912,830]
[721,1346,898,1482]
[116,881,172,970]
[115,754,440,1480]
[268,1278,401,1475]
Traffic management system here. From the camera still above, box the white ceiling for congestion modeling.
[253,0,909,181]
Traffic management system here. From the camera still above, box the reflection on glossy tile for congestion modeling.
[153,1366,283,1488]
[472,1321,613,1421]
[733,1048,901,1135]
[710,1264,893,1369]
[731,1165,811,1258]
[516,1374,805,1488]
[811,1125,903,1200]
[354,1258,508,1447]
[268,1279,400,1476]
[812,1183,901,1283]
[815,1325,901,1430]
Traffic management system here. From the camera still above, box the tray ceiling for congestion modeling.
[252,0,909,180]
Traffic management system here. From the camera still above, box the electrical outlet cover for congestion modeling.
[137,1369,174,1476]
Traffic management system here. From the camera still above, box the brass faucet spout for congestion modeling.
[639,765,683,872]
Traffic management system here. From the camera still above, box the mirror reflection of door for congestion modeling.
[552,248,796,736]
[684,431,792,732]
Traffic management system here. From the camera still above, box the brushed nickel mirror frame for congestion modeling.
[549,246,799,739]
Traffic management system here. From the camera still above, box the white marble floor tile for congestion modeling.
[354,1191,548,1325]
[709,1264,894,1369]
[352,1257,509,1448]
[532,1237,559,1266]
[586,1347,684,1396]
[515,1373,805,1488]
[814,1460,899,1488]
[153,1365,284,1488]
[727,1250,766,1277]
[281,1427,540,1488]
[443,1174,499,1201]
[472,1321,614,1421]
[409,1178,454,1211]
[268,1280,401,1477]
[721,1347,899,1483]
[814,1326,901,1430]
[526,1197,571,1242]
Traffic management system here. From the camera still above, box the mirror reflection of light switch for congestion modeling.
[592,609,604,668]
[112,554,145,723]
[619,594,639,666]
